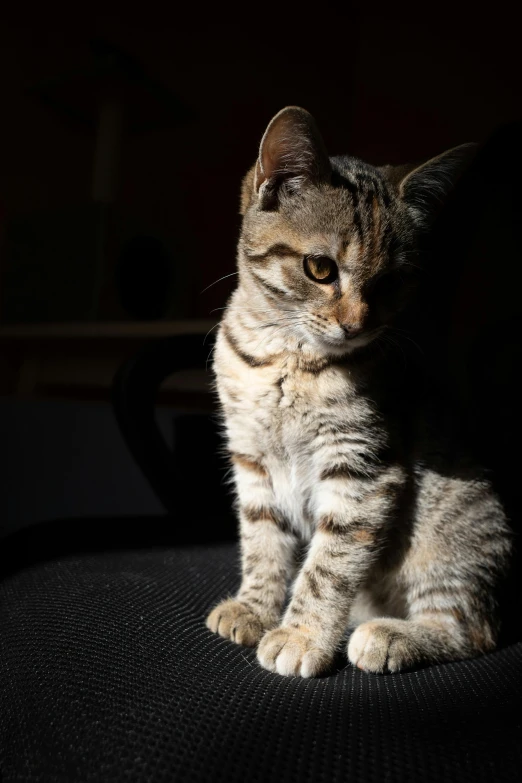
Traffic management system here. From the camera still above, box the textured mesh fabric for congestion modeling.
[1,528,521,782]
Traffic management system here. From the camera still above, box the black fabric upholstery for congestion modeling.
[1,518,521,782]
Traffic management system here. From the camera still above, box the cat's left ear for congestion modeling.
[388,143,478,223]
[253,106,331,210]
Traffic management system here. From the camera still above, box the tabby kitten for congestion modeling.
[206,107,512,677]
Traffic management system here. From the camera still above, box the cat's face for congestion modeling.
[237,107,475,356]
[239,171,414,355]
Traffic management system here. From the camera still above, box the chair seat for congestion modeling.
[1,518,521,782]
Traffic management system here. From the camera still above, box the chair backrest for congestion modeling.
[112,333,236,543]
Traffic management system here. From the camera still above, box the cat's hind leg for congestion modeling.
[347,555,502,671]
[347,614,482,673]
[348,476,511,673]
[346,574,480,673]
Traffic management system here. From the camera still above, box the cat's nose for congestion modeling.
[340,323,363,339]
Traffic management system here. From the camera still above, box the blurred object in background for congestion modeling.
[0,37,194,324]
[1,13,520,321]
[2,204,104,322]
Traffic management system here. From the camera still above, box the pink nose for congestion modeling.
[340,323,363,339]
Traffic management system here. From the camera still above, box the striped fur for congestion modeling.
[206,107,511,677]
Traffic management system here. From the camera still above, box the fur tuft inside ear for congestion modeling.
[253,106,331,210]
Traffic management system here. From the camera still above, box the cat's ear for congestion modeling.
[252,106,331,210]
[386,143,478,223]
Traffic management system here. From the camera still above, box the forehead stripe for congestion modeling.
[244,243,302,263]
[340,175,363,237]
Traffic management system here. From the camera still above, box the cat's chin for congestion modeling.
[310,329,381,358]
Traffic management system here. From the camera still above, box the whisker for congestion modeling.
[200,272,238,294]
[256,317,308,329]
[203,322,221,346]
[379,333,408,368]
[206,343,216,372]
[373,337,387,362]
[250,321,305,355]
[388,327,425,356]
[399,261,423,271]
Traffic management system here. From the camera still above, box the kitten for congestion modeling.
[206,107,512,677]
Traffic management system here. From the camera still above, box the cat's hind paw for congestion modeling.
[206,599,265,647]
[257,626,332,677]
[348,619,422,673]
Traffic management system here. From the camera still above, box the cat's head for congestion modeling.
[237,106,476,356]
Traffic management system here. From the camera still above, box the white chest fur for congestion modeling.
[214,329,365,539]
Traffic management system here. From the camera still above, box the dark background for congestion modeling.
[0,8,520,316]
[0,7,521,536]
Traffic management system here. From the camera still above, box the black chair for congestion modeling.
[0,327,520,782]
[1,124,522,781]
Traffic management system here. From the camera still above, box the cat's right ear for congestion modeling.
[384,143,478,224]
[246,107,331,211]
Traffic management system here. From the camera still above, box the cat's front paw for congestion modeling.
[206,599,266,647]
[348,619,422,673]
[257,626,332,677]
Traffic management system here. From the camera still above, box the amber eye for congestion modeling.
[303,256,338,284]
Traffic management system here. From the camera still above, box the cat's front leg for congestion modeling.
[258,467,403,676]
[206,453,297,647]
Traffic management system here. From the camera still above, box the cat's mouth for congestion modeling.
[312,326,384,355]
